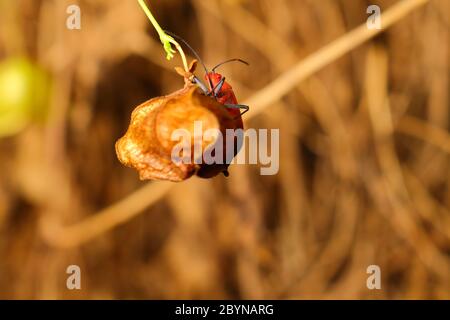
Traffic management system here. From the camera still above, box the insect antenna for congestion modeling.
[212,59,249,72]
[164,31,209,74]
[164,30,214,91]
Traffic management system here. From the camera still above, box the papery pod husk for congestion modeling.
[115,84,243,182]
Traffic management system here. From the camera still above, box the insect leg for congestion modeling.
[213,77,226,97]
[193,76,209,95]
[224,103,250,117]
[207,77,226,98]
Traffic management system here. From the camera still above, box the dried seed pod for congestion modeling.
[115,82,243,182]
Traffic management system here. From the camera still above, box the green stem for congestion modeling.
[138,0,165,40]
[138,0,188,71]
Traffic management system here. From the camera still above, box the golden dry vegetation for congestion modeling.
[0,0,449,299]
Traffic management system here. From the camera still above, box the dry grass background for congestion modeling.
[0,0,449,299]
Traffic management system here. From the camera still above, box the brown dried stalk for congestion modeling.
[40,0,432,248]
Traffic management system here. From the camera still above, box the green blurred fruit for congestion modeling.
[0,57,51,137]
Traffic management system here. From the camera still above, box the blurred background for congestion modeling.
[0,0,449,299]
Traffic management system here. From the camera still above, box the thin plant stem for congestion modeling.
[138,0,189,71]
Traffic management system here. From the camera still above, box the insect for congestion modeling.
[167,32,250,120]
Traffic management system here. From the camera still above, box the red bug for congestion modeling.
[167,32,250,119]
[203,59,249,118]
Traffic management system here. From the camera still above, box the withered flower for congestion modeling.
[115,61,243,182]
